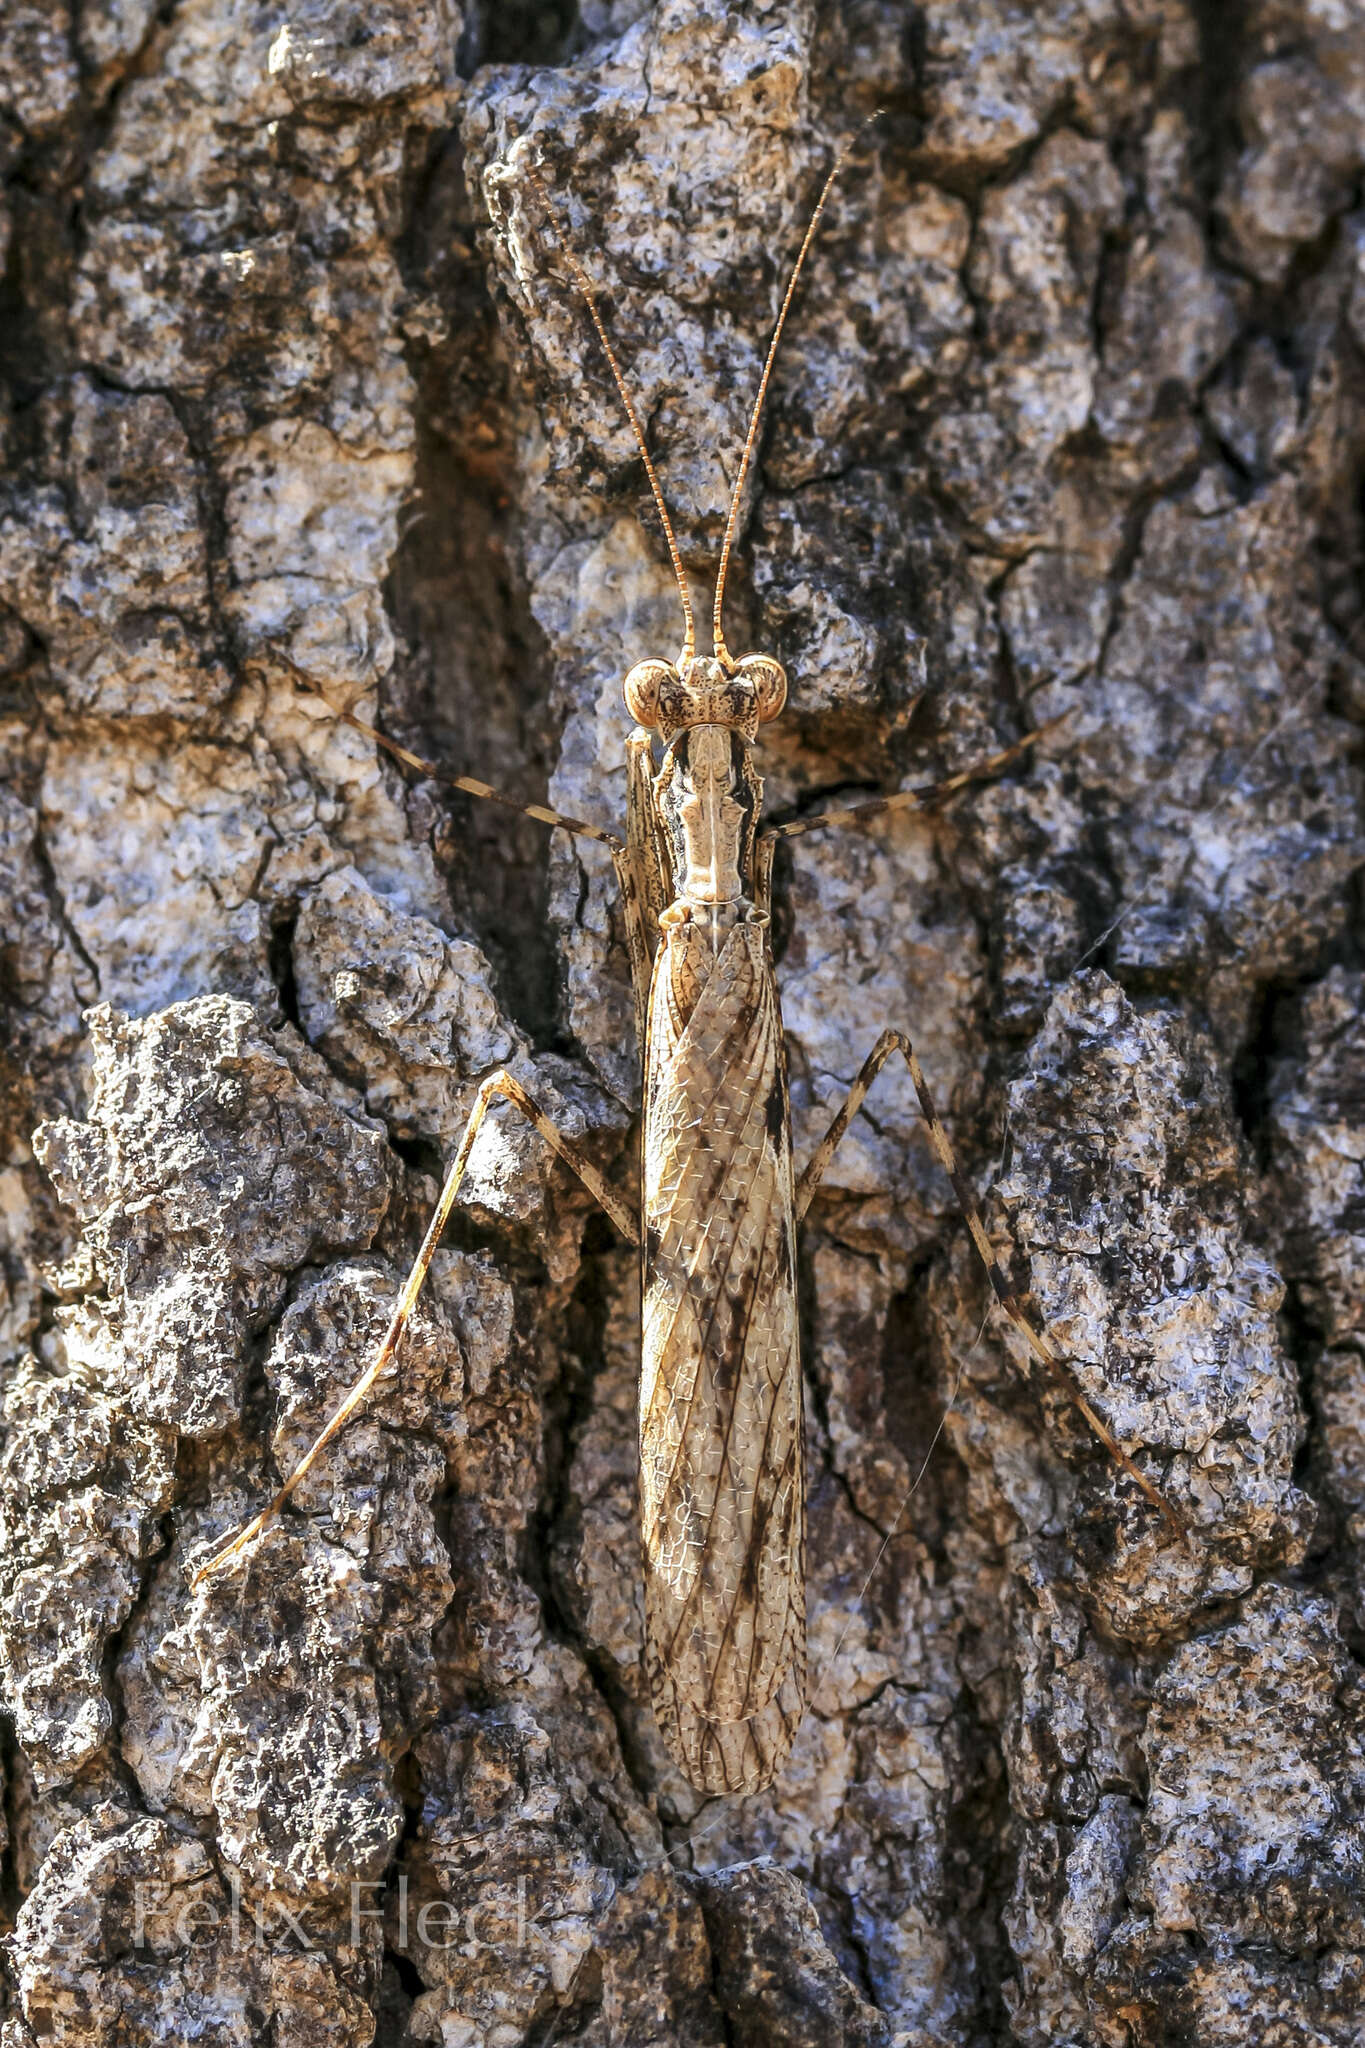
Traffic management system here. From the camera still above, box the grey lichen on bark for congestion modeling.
[0,1,1363,2044]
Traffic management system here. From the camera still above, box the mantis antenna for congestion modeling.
[711,139,856,668]
[522,159,698,662]
[523,133,863,671]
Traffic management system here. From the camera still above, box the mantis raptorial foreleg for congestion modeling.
[191,1067,636,1585]
[793,1027,1188,1544]
[299,677,659,1035]
[316,686,625,850]
[751,719,1070,912]
[764,721,1072,847]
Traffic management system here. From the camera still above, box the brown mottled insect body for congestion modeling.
[631,681,805,1791]
[192,143,1185,1798]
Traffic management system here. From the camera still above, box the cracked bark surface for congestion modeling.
[1,2,1363,2043]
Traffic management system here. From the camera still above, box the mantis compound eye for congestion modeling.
[734,654,787,724]
[624,659,675,728]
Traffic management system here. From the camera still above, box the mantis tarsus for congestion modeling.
[193,139,1185,1797]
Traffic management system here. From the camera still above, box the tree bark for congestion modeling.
[1,2,1363,2043]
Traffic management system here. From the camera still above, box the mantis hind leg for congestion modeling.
[191,1068,637,1585]
[794,1029,1188,1546]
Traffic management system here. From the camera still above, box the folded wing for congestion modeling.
[640,915,805,1795]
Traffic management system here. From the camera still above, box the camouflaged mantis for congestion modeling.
[194,144,1183,1797]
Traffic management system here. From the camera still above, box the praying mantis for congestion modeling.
[192,139,1183,1797]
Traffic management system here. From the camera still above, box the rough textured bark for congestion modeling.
[1,2,1363,2043]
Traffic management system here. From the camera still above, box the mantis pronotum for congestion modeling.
[193,140,1183,1795]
